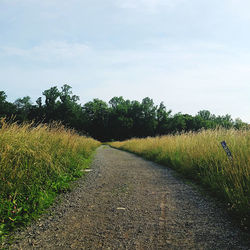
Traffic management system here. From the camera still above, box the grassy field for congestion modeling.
[110,128,250,229]
[0,119,100,240]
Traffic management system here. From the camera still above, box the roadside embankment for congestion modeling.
[0,119,100,241]
[109,129,250,229]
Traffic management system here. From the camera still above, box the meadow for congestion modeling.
[0,119,100,239]
[110,128,250,229]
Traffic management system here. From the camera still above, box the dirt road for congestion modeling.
[8,146,249,249]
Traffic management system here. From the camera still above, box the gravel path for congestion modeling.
[6,146,249,249]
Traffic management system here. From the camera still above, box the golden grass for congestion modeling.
[110,129,250,228]
[0,119,100,238]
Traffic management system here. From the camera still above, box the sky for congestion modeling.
[0,0,249,122]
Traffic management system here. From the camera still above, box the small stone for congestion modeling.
[85,169,93,172]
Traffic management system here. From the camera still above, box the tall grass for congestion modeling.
[0,119,100,239]
[110,129,250,229]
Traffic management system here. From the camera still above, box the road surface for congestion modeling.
[8,146,249,249]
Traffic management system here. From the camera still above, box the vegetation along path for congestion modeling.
[8,146,249,249]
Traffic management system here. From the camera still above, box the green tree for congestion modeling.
[167,113,186,133]
[42,86,60,121]
[82,99,109,141]
[234,118,248,129]
[197,110,212,120]
[57,84,82,129]
[156,102,171,135]
[197,110,217,129]
[0,91,16,119]
[14,96,32,121]
[108,97,133,140]
[0,91,8,117]
[27,97,45,122]
[215,114,233,129]
[140,97,157,136]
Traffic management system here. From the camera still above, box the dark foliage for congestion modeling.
[0,85,248,141]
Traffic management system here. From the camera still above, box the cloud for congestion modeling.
[80,58,250,121]
[116,0,186,11]
[228,0,250,20]
[1,39,249,122]
[0,41,90,63]
[0,0,73,5]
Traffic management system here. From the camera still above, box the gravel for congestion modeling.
[4,145,250,249]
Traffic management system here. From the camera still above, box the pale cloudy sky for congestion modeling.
[0,0,249,122]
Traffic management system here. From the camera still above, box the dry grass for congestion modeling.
[0,119,100,239]
[110,128,250,229]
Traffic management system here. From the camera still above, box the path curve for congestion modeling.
[8,146,249,249]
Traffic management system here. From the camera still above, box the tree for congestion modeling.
[196,110,217,129]
[234,118,248,129]
[0,85,242,140]
[197,110,212,120]
[57,84,82,129]
[0,91,8,117]
[108,97,133,140]
[82,99,109,141]
[0,91,16,119]
[14,96,32,121]
[156,102,171,135]
[27,97,45,123]
[167,113,186,133]
[42,86,60,121]
[215,114,233,129]
[0,91,7,104]
[140,97,157,136]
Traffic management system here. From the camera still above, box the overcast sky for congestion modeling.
[0,0,249,122]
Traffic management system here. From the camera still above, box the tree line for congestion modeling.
[0,84,248,141]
